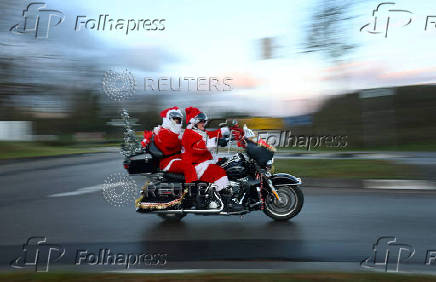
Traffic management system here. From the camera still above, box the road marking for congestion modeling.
[108,269,205,274]
[364,180,436,190]
[48,182,123,198]
[107,269,290,274]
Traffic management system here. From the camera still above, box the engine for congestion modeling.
[221,153,248,181]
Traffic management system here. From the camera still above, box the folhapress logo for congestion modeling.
[361,236,415,272]
[10,2,65,39]
[10,237,65,272]
[10,2,166,39]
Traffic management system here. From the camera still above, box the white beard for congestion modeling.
[162,118,182,134]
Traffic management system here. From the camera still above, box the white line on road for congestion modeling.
[48,182,123,198]
[107,269,293,274]
[364,179,436,190]
[48,179,436,198]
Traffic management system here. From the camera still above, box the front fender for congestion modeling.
[271,173,302,186]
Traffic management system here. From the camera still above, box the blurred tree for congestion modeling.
[303,0,356,61]
[0,58,16,120]
[70,90,103,132]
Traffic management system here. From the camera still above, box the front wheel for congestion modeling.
[157,213,186,221]
[263,186,304,221]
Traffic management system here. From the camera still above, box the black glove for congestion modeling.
[216,157,228,166]
[217,137,229,147]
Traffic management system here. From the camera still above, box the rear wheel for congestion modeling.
[263,185,304,221]
[157,213,186,221]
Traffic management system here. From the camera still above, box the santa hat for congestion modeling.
[160,106,182,119]
[185,107,202,125]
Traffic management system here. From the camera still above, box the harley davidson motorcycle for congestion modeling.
[123,121,304,221]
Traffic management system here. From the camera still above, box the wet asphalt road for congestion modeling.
[1,152,436,273]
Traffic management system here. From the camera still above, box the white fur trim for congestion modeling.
[194,158,219,178]
[214,175,229,191]
[206,137,217,149]
[166,109,182,119]
[194,160,211,178]
[153,126,161,135]
[162,118,182,134]
[162,158,181,171]
[243,124,256,138]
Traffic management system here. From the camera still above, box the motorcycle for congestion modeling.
[123,121,304,221]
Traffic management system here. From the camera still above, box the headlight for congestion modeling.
[266,159,273,170]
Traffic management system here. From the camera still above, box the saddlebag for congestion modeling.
[124,136,164,174]
[124,152,159,174]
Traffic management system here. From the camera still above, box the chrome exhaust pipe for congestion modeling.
[153,208,222,214]
[218,211,248,215]
[146,192,224,214]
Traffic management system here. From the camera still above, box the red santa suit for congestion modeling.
[153,107,198,183]
[181,107,230,191]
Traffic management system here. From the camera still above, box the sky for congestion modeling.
[3,0,436,116]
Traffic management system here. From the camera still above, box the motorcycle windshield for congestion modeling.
[245,139,274,167]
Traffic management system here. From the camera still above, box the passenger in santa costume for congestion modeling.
[153,106,198,183]
[182,107,243,210]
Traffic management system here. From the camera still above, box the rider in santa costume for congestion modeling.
[153,106,198,183]
[182,107,228,188]
[182,107,243,210]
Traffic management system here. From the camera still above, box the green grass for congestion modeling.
[352,143,436,152]
[94,142,121,147]
[274,143,436,153]
[0,143,422,179]
[0,142,102,160]
[221,143,436,153]
[273,159,420,179]
[0,272,435,282]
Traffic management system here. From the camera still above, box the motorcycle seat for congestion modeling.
[163,172,185,182]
